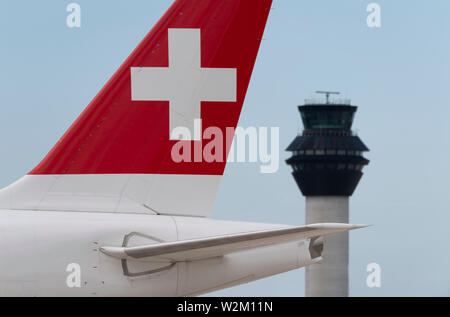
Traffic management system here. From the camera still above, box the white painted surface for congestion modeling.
[0,210,335,297]
[0,174,221,217]
[131,29,237,140]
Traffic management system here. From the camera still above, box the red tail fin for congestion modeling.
[0,0,273,217]
[31,0,273,176]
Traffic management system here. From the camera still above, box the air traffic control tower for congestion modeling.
[286,91,369,297]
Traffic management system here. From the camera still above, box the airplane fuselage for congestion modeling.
[0,210,317,296]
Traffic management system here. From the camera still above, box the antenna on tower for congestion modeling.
[316,91,340,104]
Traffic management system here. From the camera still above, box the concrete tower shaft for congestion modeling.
[305,196,349,297]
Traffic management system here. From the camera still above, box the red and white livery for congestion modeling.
[0,0,365,296]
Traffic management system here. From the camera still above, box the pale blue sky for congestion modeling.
[1,0,450,296]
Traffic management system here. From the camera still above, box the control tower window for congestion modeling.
[337,150,346,155]
[326,150,336,155]
[300,107,356,130]
[316,150,325,155]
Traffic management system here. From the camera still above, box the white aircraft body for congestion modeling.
[0,0,364,296]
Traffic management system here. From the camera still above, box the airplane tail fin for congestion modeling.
[0,0,273,216]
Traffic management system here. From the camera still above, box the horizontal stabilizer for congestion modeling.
[100,223,367,262]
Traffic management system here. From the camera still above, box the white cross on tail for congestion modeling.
[131,28,237,140]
